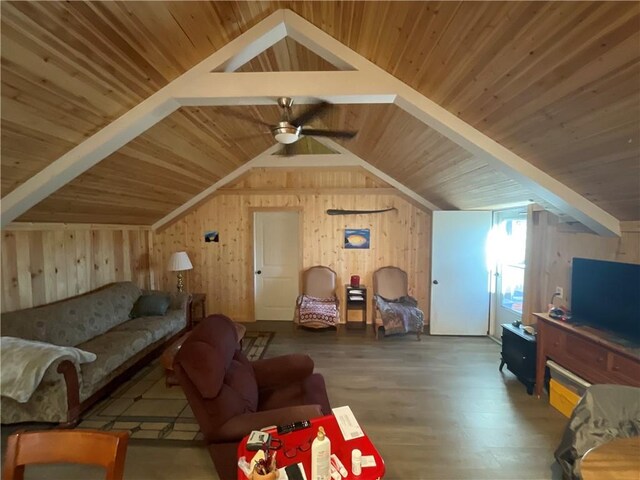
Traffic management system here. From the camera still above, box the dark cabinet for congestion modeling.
[500,323,537,395]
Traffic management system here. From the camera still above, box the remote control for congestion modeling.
[277,420,311,435]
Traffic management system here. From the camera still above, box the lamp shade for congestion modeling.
[168,251,193,272]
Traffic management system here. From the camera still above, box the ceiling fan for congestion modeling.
[229,97,357,153]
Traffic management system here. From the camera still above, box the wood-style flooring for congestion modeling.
[3,322,567,479]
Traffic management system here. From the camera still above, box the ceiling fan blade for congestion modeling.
[301,128,357,139]
[290,101,331,127]
[223,110,272,127]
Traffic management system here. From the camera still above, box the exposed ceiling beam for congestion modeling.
[314,138,442,212]
[281,10,622,237]
[172,71,397,106]
[152,140,440,232]
[1,10,289,228]
[2,8,621,237]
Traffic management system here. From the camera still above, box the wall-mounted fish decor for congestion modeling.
[326,207,397,215]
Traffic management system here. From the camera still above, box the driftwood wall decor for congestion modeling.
[326,208,397,215]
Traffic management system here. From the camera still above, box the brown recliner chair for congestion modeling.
[174,315,331,480]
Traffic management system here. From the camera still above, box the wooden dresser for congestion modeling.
[534,313,640,397]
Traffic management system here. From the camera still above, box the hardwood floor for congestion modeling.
[3,321,567,479]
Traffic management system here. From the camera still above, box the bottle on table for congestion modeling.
[311,426,331,480]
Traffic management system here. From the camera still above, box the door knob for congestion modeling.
[433,280,439,285]
[255,270,262,275]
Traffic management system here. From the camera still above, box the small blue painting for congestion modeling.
[344,228,370,249]
[204,230,219,243]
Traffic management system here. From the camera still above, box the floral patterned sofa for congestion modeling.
[1,282,189,425]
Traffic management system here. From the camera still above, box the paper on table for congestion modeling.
[361,455,377,467]
[332,405,364,440]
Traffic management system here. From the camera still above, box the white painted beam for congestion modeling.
[4,8,621,238]
[393,94,620,236]
[1,98,179,228]
[152,144,282,230]
[283,11,356,72]
[152,138,440,231]
[213,14,287,72]
[253,153,360,168]
[1,10,288,227]
[315,138,442,212]
[279,10,621,236]
[172,71,396,106]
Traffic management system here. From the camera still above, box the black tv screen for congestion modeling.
[571,258,640,343]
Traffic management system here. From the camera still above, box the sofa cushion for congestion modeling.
[1,282,142,347]
[111,311,186,343]
[77,329,154,398]
[130,293,171,319]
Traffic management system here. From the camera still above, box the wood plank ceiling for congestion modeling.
[2,1,639,224]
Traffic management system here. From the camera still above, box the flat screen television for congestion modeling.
[571,257,640,345]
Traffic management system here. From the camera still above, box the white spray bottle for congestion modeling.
[311,426,331,480]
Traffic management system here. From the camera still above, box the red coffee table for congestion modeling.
[237,414,385,479]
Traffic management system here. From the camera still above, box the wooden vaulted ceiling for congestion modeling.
[2,1,639,225]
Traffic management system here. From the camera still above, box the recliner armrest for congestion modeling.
[251,354,314,389]
[214,404,324,442]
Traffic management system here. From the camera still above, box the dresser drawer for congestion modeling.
[610,354,640,386]
[543,324,567,360]
[564,335,609,372]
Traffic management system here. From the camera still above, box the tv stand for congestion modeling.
[534,313,640,397]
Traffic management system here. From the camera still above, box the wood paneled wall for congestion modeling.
[1,224,151,313]
[522,211,640,325]
[152,169,431,322]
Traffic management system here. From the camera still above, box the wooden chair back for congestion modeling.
[303,266,337,298]
[373,266,408,300]
[3,429,129,480]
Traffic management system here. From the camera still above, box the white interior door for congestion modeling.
[254,211,300,321]
[430,211,492,335]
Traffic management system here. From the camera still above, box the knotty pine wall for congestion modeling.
[1,225,151,313]
[152,170,431,323]
[522,210,640,325]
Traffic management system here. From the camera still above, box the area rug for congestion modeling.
[76,330,275,442]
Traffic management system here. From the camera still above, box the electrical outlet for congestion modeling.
[555,286,564,299]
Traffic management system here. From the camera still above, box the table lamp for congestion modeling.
[168,251,193,292]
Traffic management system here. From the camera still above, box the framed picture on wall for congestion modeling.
[204,230,219,243]
[344,228,370,249]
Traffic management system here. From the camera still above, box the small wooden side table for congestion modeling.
[189,293,206,328]
[345,285,367,330]
[580,436,640,480]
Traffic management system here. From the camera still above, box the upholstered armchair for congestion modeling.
[293,266,340,330]
[174,315,331,480]
[373,266,424,340]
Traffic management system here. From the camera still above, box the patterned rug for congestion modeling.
[75,330,275,442]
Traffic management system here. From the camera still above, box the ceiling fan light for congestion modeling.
[273,123,300,144]
[274,132,298,144]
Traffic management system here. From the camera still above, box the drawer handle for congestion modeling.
[597,356,604,362]
[613,365,620,371]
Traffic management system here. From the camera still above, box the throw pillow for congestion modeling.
[130,293,171,318]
